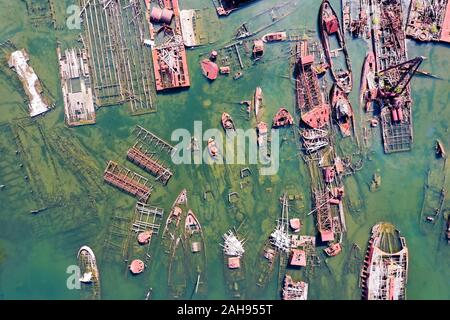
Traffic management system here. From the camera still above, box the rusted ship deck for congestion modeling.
[213,0,259,16]
[148,0,191,91]
[295,40,329,129]
[406,0,450,43]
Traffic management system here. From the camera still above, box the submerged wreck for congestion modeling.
[8,49,50,117]
[214,0,260,16]
[360,222,408,300]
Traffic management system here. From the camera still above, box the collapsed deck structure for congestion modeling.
[8,49,50,117]
[127,142,173,185]
[282,275,308,300]
[314,189,334,242]
[370,0,414,153]
[148,0,191,91]
[213,0,259,16]
[360,222,408,300]
[406,0,450,43]
[57,47,96,126]
[103,161,153,203]
[79,0,156,114]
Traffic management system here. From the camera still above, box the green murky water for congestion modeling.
[0,0,449,300]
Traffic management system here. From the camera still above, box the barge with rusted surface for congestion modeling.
[127,143,173,185]
[360,222,408,300]
[103,161,153,203]
[149,0,190,91]
[319,0,353,93]
[295,40,330,129]
[370,0,414,154]
[406,0,450,43]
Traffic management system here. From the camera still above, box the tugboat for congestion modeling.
[272,108,294,128]
[331,84,354,137]
[324,242,342,256]
[319,0,353,93]
[184,210,207,296]
[256,122,268,147]
[360,51,377,112]
[262,32,287,42]
[162,189,188,251]
[207,138,219,158]
[221,112,236,131]
[253,87,263,121]
[77,246,101,300]
[436,139,446,158]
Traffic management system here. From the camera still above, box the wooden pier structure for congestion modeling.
[79,0,157,114]
[103,161,153,202]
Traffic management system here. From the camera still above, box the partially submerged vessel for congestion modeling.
[262,32,287,42]
[324,242,342,257]
[167,235,188,299]
[201,59,219,80]
[222,112,236,131]
[360,51,377,112]
[185,210,207,296]
[162,189,188,251]
[360,222,408,300]
[222,230,246,298]
[319,0,353,93]
[207,138,219,158]
[331,84,354,137]
[256,122,268,147]
[234,1,298,39]
[77,246,100,300]
[272,108,294,128]
[253,87,263,121]
[282,275,308,300]
[436,140,446,159]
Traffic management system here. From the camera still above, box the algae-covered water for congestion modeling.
[0,0,449,300]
